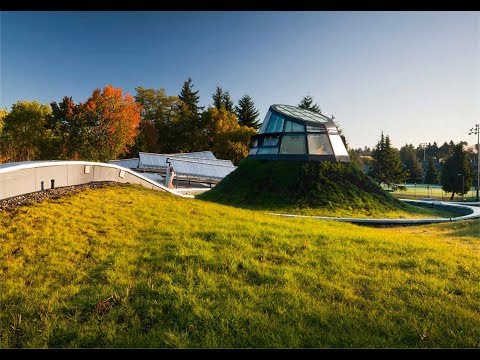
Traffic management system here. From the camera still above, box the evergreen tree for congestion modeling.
[424,158,439,185]
[212,86,234,112]
[235,94,260,129]
[440,143,474,200]
[212,86,224,110]
[179,77,202,115]
[400,144,424,183]
[370,132,407,189]
[298,95,321,113]
[222,91,234,112]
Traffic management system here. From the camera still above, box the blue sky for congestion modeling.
[1,11,479,149]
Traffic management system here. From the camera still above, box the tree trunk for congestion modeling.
[450,191,455,201]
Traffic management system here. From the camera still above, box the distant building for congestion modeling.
[248,104,350,162]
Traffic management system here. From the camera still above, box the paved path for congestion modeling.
[269,199,480,225]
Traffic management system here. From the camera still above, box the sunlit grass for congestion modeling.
[0,184,479,348]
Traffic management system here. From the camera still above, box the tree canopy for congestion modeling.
[440,143,474,200]
[235,94,260,129]
[298,95,321,113]
[0,100,52,162]
[399,144,424,183]
[369,133,407,189]
[179,77,202,115]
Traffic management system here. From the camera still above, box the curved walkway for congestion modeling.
[0,160,194,200]
[269,199,480,225]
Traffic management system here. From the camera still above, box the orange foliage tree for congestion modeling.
[77,85,142,161]
[201,107,257,164]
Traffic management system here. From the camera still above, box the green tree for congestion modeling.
[179,77,202,115]
[222,91,234,112]
[440,143,474,200]
[212,86,224,110]
[235,94,260,129]
[400,144,423,183]
[424,158,439,185]
[48,96,81,159]
[134,87,182,153]
[298,95,321,113]
[212,86,234,113]
[0,100,52,162]
[370,132,407,189]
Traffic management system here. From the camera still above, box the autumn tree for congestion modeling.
[201,107,256,164]
[370,132,407,189]
[0,100,52,162]
[75,85,142,161]
[440,143,474,200]
[235,94,260,129]
[0,107,8,134]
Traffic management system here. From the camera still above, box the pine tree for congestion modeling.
[440,143,474,200]
[222,91,234,112]
[424,158,439,185]
[298,95,321,113]
[212,86,224,110]
[179,77,202,115]
[400,144,424,183]
[235,94,260,129]
[370,133,407,189]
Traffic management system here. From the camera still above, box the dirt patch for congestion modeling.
[0,181,122,213]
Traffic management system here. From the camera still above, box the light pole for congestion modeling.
[468,124,479,202]
[457,173,464,201]
[419,142,427,162]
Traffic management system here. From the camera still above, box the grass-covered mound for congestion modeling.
[199,159,454,218]
[0,184,479,348]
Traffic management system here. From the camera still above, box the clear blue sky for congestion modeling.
[1,11,479,149]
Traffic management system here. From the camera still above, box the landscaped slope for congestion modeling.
[199,159,454,218]
[0,184,479,348]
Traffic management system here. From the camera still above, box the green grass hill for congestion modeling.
[199,159,455,219]
[0,184,478,348]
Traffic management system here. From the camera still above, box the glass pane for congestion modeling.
[284,121,306,132]
[307,134,334,155]
[258,110,272,134]
[249,148,258,155]
[257,147,279,155]
[329,135,349,156]
[265,113,284,133]
[262,135,279,146]
[279,135,307,154]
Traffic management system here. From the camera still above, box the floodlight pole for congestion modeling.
[468,124,479,202]
[419,142,427,162]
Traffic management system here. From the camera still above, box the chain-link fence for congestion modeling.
[382,184,478,202]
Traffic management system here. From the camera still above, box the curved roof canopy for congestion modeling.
[249,104,350,162]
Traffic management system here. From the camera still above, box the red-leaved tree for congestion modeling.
[75,85,142,161]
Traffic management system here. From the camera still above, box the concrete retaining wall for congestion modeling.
[0,161,193,200]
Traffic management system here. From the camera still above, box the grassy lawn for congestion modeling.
[0,183,479,348]
[385,184,478,202]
